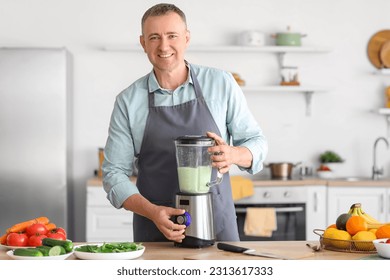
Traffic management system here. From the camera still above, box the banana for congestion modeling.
[358,207,382,224]
[350,205,359,216]
[367,223,385,229]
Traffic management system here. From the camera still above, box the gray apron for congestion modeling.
[134,65,239,242]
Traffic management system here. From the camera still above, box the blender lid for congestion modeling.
[175,135,214,145]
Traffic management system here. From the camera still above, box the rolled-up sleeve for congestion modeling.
[225,72,268,174]
[102,95,140,209]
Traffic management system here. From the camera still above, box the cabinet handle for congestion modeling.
[381,193,384,214]
[122,222,132,226]
[314,192,318,212]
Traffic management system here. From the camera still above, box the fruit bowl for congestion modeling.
[373,239,390,258]
[314,229,377,253]
[317,171,334,179]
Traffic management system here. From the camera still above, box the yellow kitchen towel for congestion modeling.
[244,208,277,237]
[230,176,254,201]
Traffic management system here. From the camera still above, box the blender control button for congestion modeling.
[176,212,191,226]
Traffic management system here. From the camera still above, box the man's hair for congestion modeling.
[141,3,187,33]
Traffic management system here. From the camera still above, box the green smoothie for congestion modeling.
[177,166,212,193]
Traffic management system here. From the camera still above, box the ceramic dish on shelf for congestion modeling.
[367,30,390,69]
[6,250,73,260]
[73,244,145,260]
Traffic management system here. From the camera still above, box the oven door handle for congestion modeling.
[235,206,304,214]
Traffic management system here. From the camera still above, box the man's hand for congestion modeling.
[122,194,186,242]
[206,131,253,172]
[150,206,187,242]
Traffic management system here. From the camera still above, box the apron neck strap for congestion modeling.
[147,64,203,108]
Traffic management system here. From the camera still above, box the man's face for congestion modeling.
[140,12,190,73]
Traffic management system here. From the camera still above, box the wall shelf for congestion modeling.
[376,108,390,138]
[243,85,331,116]
[373,69,390,75]
[102,44,332,54]
[102,44,331,116]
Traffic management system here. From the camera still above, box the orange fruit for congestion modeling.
[327,224,337,229]
[346,216,367,235]
[376,225,390,239]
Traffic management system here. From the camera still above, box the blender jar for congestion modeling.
[175,135,219,194]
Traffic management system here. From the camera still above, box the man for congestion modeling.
[102,3,267,243]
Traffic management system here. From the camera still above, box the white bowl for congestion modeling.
[373,238,390,258]
[317,171,334,179]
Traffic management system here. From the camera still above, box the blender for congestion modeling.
[172,135,223,248]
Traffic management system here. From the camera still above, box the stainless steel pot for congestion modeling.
[265,162,302,179]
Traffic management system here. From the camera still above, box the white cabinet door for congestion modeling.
[306,186,327,241]
[86,186,133,242]
[327,186,387,225]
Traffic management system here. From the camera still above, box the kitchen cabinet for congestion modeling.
[327,186,390,225]
[306,186,327,240]
[86,183,133,242]
[102,45,332,116]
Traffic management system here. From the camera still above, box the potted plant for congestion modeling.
[318,151,345,178]
[319,150,344,164]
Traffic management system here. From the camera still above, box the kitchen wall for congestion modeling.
[1,0,389,241]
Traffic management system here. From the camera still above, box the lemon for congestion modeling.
[330,230,352,249]
[352,231,376,251]
[323,228,338,247]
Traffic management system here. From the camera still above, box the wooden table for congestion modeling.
[0,241,377,260]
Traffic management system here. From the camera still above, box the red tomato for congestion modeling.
[6,232,29,247]
[47,232,66,240]
[28,234,47,246]
[386,239,390,244]
[26,223,48,237]
[49,227,67,238]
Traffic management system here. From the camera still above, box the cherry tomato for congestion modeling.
[26,223,48,237]
[47,232,66,240]
[6,232,29,247]
[386,239,390,244]
[28,234,47,246]
[49,227,67,238]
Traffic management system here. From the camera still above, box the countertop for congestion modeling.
[0,241,380,260]
[87,177,390,187]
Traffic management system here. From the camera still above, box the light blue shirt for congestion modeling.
[102,63,268,209]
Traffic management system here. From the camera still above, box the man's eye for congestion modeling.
[149,36,159,40]
[168,34,178,39]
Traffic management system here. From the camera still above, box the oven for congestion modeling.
[234,186,309,241]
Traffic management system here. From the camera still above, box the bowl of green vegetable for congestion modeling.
[73,242,145,260]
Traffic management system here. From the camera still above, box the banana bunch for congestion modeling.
[347,203,385,229]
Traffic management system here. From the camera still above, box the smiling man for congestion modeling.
[102,3,268,243]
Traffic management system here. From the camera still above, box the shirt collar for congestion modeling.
[148,62,193,94]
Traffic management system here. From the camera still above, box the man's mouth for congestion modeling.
[158,53,173,58]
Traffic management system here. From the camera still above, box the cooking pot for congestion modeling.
[271,26,306,46]
[265,162,302,179]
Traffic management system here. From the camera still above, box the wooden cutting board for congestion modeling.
[380,40,390,68]
[184,248,315,260]
[367,30,390,69]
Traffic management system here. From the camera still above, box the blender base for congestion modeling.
[174,236,215,248]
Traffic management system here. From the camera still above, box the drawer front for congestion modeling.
[86,206,133,242]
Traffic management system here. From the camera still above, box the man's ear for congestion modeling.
[140,35,146,53]
[185,30,191,46]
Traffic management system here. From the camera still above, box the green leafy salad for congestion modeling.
[75,242,143,253]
